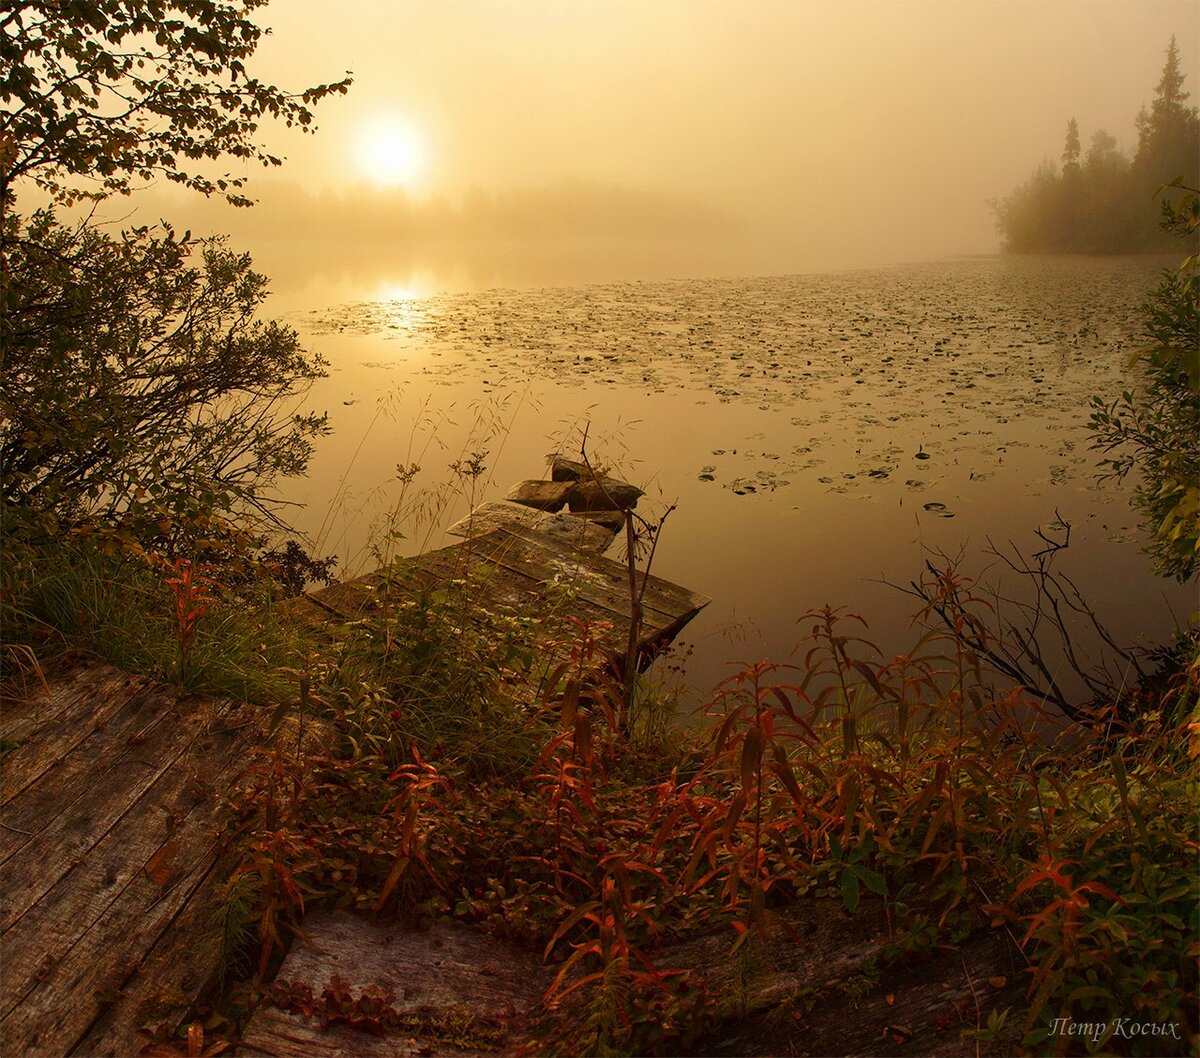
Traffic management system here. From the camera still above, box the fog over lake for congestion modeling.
[70,0,1195,700]
[274,253,1193,699]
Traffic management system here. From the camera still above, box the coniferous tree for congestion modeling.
[1134,36,1200,205]
[994,37,1200,254]
[1062,118,1082,176]
[1057,118,1083,249]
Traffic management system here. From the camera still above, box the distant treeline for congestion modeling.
[994,37,1199,254]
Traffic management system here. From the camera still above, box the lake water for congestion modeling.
[277,255,1193,702]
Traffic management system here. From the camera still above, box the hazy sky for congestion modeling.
[127,0,1200,295]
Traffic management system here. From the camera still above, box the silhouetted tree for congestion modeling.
[994,37,1200,254]
[0,1,351,216]
[1134,36,1200,186]
[1062,118,1082,176]
[0,1,349,555]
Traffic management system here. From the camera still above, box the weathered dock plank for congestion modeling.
[0,663,266,1058]
[238,903,1020,1058]
[0,683,202,876]
[239,910,548,1058]
[504,479,572,510]
[304,523,709,668]
[1,663,151,807]
[445,499,617,553]
[72,853,233,1057]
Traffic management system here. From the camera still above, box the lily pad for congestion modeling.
[922,502,955,518]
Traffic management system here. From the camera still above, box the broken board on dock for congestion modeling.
[239,910,549,1057]
[291,522,709,674]
[0,660,266,1057]
[444,499,617,553]
[237,899,1023,1058]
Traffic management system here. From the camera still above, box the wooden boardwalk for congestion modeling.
[0,474,709,1056]
[291,521,710,677]
[0,661,264,1057]
[239,910,549,1057]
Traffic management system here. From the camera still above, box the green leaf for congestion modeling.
[854,865,887,896]
[840,867,860,913]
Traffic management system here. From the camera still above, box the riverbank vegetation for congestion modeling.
[993,37,1199,254]
[210,573,1196,1055]
[2,5,1198,1056]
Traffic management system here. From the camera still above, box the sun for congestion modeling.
[354,117,427,190]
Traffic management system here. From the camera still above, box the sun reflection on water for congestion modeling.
[373,282,428,329]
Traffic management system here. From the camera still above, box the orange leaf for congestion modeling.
[373,855,411,912]
[144,842,178,886]
[740,727,761,791]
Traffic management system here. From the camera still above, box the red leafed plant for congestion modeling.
[163,557,221,681]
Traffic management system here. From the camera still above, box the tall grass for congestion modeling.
[0,527,308,704]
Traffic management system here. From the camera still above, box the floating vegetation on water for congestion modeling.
[922,501,956,518]
[294,259,1158,504]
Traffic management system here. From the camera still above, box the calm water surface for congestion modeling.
[278,256,1193,700]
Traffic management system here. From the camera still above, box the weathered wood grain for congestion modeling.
[239,1006,501,1058]
[235,894,1023,1058]
[70,852,231,1057]
[302,525,709,674]
[504,479,571,511]
[239,911,548,1058]
[0,663,266,1058]
[0,686,208,915]
[565,476,643,512]
[445,499,617,553]
[0,708,248,1022]
[420,526,701,630]
[1,664,150,807]
[1,681,196,868]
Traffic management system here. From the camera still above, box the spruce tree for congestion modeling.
[1134,36,1199,188]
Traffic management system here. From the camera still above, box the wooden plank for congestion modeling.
[546,454,590,481]
[0,684,204,906]
[239,1004,502,1058]
[505,479,571,511]
[243,900,1019,1058]
[564,477,644,512]
[305,527,708,667]
[0,698,231,1008]
[445,500,617,553]
[393,545,639,642]
[0,658,113,749]
[0,699,260,1057]
[69,853,230,1057]
[435,525,707,632]
[239,911,548,1058]
[493,524,708,618]
[407,530,657,625]
[304,577,381,620]
[0,664,150,807]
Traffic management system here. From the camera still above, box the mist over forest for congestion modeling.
[4,3,1200,1057]
[995,36,1200,254]
[95,3,1199,296]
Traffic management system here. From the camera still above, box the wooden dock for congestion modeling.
[0,463,709,1056]
[0,661,265,1057]
[289,464,709,683]
[292,523,707,666]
